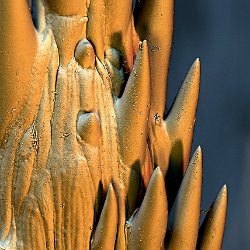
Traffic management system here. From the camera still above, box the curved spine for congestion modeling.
[166,147,202,250]
[165,59,200,172]
[127,167,168,250]
[197,185,228,250]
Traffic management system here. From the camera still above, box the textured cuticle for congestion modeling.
[0,0,227,249]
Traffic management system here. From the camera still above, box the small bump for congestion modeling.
[75,39,95,69]
[104,48,122,69]
[77,112,101,146]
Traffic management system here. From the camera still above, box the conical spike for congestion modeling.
[45,0,87,16]
[166,146,202,250]
[91,184,118,250]
[104,0,134,70]
[165,59,200,172]
[87,0,105,61]
[0,0,37,139]
[76,112,101,146]
[115,41,150,167]
[127,167,168,250]
[135,0,174,117]
[197,185,228,250]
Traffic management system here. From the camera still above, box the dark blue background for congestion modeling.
[168,1,250,249]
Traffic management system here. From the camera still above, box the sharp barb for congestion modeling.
[44,0,87,16]
[115,41,150,167]
[0,0,37,138]
[135,0,174,117]
[166,146,202,250]
[76,112,101,146]
[197,185,228,250]
[127,167,168,250]
[87,0,105,61]
[91,184,118,250]
[165,59,200,172]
